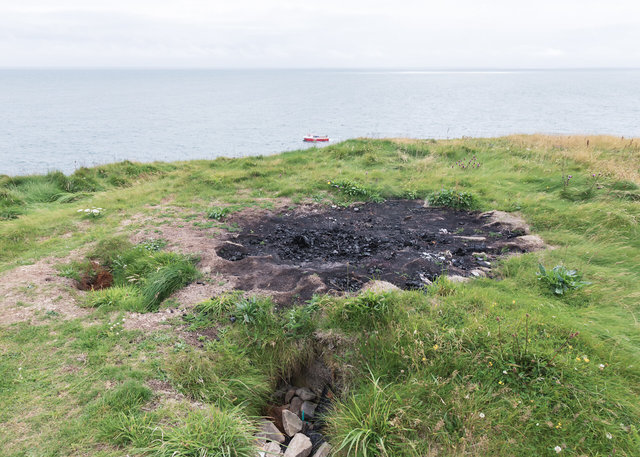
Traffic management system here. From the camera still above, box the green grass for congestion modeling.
[1,135,640,456]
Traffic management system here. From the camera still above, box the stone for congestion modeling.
[258,441,283,457]
[505,234,545,251]
[470,269,485,277]
[480,210,530,234]
[257,420,285,444]
[301,401,317,420]
[311,442,332,457]
[360,280,400,293]
[282,409,303,437]
[446,275,469,283]
[283,433,312,457]
[295,387,316,401]
[285,388,297,404]
[289,397,303,416]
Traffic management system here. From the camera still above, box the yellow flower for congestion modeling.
[488,361,493,366]
[327,181,331,184]
[583,356,590,363]
[576,356,581,361]
[433,344,439,350]
[512,300,516,304]
[422,357,427,362]
[498,381,504,385]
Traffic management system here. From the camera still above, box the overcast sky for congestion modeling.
[1,0,639,68]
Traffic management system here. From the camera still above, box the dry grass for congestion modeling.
[506,134,640,183]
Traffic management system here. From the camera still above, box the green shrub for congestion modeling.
[284,302,319,337]
[98,411,159,447]
[89,236,134,268]
[166,348,270,414]
[234,296,274,326]
[537,264,591,295]
[207,206,232,220]
[151,406,257,457]
[428,188,477,210]
[84,285,145,312]
[331,291,393,330]
[141,261,198,311]
[328,179,384,202]
[195,292,243,321]
[328,376,410,457]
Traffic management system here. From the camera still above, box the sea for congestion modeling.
[1,69,638,176]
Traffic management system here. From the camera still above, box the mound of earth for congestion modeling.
[214,200,542,303]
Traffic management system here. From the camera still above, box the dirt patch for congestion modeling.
[213,200,542,303]
[0,250,88,326]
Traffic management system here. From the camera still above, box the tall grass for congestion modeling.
[150,406,258,457]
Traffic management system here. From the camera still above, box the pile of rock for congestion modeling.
[255,386,333,457]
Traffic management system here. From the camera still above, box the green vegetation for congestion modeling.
[537,264,591,295]
[428,188,477,210]
[1,135,640,456]
[67,237,198,312]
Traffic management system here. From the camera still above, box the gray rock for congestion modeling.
[470,269,485,277]
[283,433,312,457]
[285,388,297,404]
[289,396,303,416]
[480,210,531,234]
[301,401,317,420]
[282,409,302,437]
[257,420,285,444]
[295,387,316,401]
[360,280,400,293]
[447,275,469,283]
[311,442,332,457]
[477,260,491,267]
[259,441,283,457]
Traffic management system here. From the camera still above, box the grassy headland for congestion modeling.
[0,135,639,456]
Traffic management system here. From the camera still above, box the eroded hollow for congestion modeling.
[216,200,541,304]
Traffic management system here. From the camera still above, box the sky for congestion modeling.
[0,0,639,69]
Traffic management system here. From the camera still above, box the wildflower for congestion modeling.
[599,364,605,370]
[498,381,504,385]
[488,361,493,366]
[479,412,485,418]
[554,445,562,453]
[77,209,83,212]
[582,356,590,363]
[422,357,426,362]
[433,344,438,350]
[401,369,405,374]
[503,370,508,374]
[327,181,331,184]
[512,300,515,304]
[606,432,612,440]
[575,356,581,361]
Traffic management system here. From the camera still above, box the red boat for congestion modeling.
[303,135,329,142]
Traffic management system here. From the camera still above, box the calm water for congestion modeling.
[1,69,639,175]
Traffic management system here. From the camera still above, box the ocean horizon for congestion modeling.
[1,68,639,176]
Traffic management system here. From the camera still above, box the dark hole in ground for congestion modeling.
[76,261,113,291]
[259,358,337,456]
[217,200,538,303]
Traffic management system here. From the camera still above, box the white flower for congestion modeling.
[554,446,562,453]
[503,370,508,374]
[606,432,612,440]
[599,364,605,370]
[84,209,90,212]
[478,412,485,418]
[77,209,83,212]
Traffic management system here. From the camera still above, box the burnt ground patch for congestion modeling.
[214,200,543,303]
